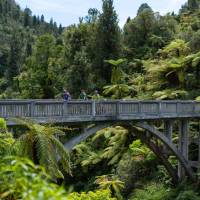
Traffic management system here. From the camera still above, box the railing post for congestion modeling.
[92,101,96,117]
[138,101,141,114]
[116,101,120,119]
[159,101,162,115]
[30,101,35,117]
[63,101,68,116]
[193,101,196,114]
[176,101,180,116]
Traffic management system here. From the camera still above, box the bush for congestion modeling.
[0,156,117,200]
[129,183,169,200]
[0,156,68,199]
[0,118,14,157]
[0,118,7,132]
[67,190,116,200]
[176,190,200,200]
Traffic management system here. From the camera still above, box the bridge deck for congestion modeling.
[0,100,200,125]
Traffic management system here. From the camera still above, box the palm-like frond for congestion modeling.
[0,132,15,157]
[103,84,132,99]
[81,151,103,166]
[35,133,51,166]
[95,174,124,199]
[152,89,188,100]
[73,126,130,168]
[129,139,155,161]
[13,119,71,179]
[101,127,129,165]
[15,133,34,158]
[105,59,126,66]
[50,136,71,175]
[13,118,37,130]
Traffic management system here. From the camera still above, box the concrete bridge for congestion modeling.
[1,99,200,183]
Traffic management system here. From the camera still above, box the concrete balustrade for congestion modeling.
[0,100,199,124]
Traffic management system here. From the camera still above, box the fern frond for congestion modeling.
[35,133,50,166]
[50,136,71,174]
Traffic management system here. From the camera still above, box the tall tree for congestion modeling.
[24,8,32,27]
[6,29,24,89]
[84,8,99,23]
[123,5,155,58]
[137,3,152,15]
[63,23,92,96]
[18,34,65,99]
[93,0,120,85]
[188,0,199,10]
[41,14,44,23]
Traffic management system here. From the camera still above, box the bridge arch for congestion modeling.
[64,122,195,184]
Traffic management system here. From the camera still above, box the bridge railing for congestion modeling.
[0,100,199,120]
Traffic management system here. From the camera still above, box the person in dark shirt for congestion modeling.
[63,89,71,101]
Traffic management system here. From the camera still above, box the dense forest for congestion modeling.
[1,0,200,199]
[1,0,200,100]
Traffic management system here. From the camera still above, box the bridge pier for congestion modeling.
[163,120,173,155]
[164,120,173,141]
[178,120,189,179]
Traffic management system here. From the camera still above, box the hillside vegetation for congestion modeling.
[1,0,200,100]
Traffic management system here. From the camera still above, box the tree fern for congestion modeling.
[13,119,71,179]
[95,174,124,199]
[73,126,130,168]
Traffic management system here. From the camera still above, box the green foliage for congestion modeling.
[188,0,199,10]
[97,127,129,165]
[93,0,120,84]
[137,3,152,15]
[152,89,188,100]
[13,119,71,179]
[0,156,68,200]
[156,165,173,186]
[63,23,93,96]
[129,140,155,161]
[123,7,177,59]
[105,59,126,67]
[0,0,61,97]
[67,189,116,200]
[74,126,130,168]
[103,59,133,99]
[103,84,132,99]
[95,175,124,199]
[18,34,64,98]
[161,39,190,58]
[0,118,7,132]
[176,190,200,200]
[129,183,169,200]
[0,118,14,157]
[105,59,126,85]
[0,132,15,157]
[139,39,200,99]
